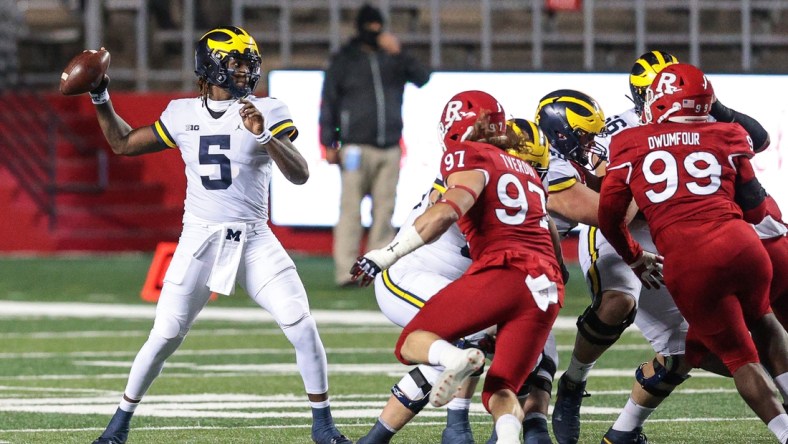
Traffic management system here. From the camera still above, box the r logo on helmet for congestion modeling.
[653,72,679,95]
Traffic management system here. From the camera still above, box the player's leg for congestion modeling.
[360,268,481,443]
[603,247,690,444]
[666,225,788,442]
[93,228,214,444]
[482,301,558,444]
[366,146,401,251]
[333,144,369,286]
[763,236,788,330]
[242,232,350,444]
[556,226,639,444]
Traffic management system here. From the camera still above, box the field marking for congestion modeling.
[0,391,742,420]
[0,414,763,435]
[0,347,392,360]
[0,300,599,331]
[0,326,401,340]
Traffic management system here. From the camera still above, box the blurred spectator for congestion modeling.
[319,3,431,287]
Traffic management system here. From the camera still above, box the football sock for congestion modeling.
[428,340,455,367]
[774,373,788,403]
[495,414,523,441]
[118,394,140,413]
[767,413,788,443]
[446,397,472,411]
[612,397,656,432]
[563,354,594,383]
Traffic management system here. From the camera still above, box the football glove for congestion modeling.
[628,250,665,290]
[350,253,385,287]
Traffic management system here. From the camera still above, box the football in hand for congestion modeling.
[59,49,111,96]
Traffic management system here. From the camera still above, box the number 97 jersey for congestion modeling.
[153,96,297,223]
[440,138,556,266]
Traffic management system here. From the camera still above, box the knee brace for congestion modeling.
[517,353,557,397]
[635,355,690,397]
[391,366,436,413]
[576,304,636,346]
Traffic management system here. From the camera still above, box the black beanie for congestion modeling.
[356,4,384,32]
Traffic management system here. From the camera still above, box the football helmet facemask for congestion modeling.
[629,50,679,116]
[644,63,714,125]
[535,89,607,168]
[438,90,506,150]
[195,26,262,99]
[507,118,550,182]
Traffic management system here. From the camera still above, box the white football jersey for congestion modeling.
[153,96,297,223]
[389,178,471,281]
[596,108,640,160]
[545,151,586,236]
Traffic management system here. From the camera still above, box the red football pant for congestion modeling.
[394,264,560,413]
[763,235,788,328]
[659,220,771,374]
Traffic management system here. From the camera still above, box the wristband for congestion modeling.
[369,225,426,269]
[255,129,273,145]
[90,89,110,105]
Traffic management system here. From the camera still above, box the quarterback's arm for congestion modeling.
[547,181,601,226]
[94,101,167,156]
[711,99,770,153]
[265,134,309,185]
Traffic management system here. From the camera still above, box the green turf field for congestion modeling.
[0,255,775,443]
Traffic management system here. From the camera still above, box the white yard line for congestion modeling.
[0,300,603,330]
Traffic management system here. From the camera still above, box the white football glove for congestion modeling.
[629,250,665,290]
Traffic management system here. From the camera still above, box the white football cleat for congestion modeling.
[429,347,485,407]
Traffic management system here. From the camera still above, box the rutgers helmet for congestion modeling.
[438,90,506,149]
[195,26,262,99]
[629,50,679,116]
[507,118,550,181]
[535,89,607,168]
[643,63,714,125]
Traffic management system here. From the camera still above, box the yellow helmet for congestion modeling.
[629,50,679,115]
[194,26,262,98]
[506,118,550,181]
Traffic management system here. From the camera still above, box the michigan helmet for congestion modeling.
[535,89,607,167]
[195,26,262,99]
[507,118,550,181]
[644,63,714,125]
[438,90,506,149]
[629,50,679,116]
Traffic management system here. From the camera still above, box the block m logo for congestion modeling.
[225,229,242,242]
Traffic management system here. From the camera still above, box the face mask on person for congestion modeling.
[359,27,381,48]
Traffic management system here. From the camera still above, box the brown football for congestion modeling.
[59,49,111,96]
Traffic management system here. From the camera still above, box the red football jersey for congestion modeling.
[599,121,757,263]
[440,138,556,266]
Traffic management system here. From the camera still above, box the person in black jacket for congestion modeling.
[320,3,431,287]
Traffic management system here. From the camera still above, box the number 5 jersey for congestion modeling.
[152,96,297,223]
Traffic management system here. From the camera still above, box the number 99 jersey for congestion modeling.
[153,96,298,223]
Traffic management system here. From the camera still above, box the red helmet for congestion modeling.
[643,63,714,124]
[438,90,506,148]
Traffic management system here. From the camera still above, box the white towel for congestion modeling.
[207,223,247,296]
[525,274,559,312]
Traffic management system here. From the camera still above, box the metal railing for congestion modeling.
[18,0,788,90]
